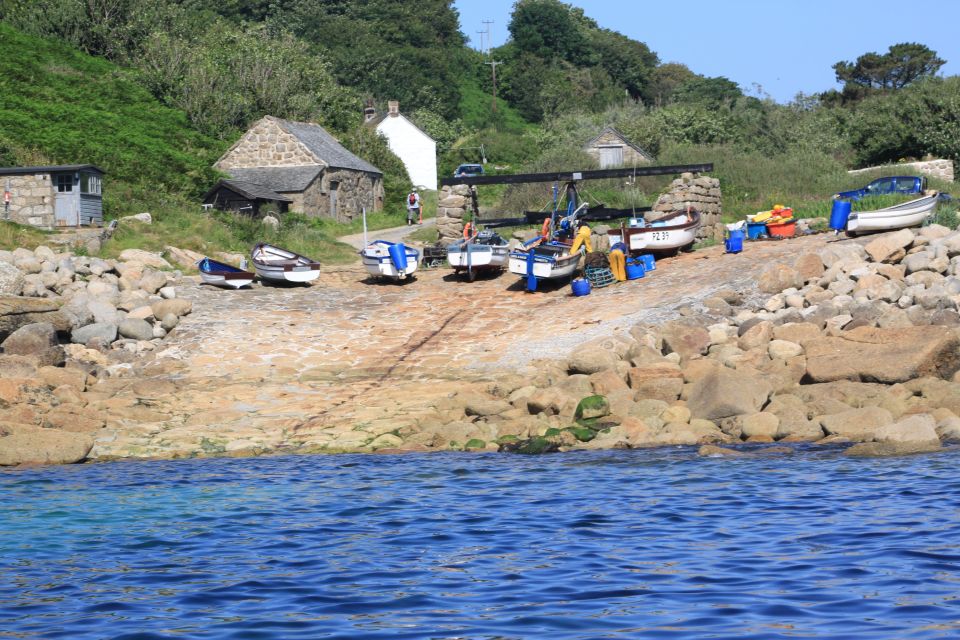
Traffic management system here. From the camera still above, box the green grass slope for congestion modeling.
[0,24,226,211]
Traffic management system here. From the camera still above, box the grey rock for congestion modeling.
[0,261,24,296]
[160,313,179,331]
[118,318,154,342]
[71,322,118,345]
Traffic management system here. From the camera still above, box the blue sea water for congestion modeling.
[3,447,960,639]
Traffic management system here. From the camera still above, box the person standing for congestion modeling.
[406,190,421,226]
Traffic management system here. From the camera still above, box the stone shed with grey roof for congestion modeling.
[210,116,383,222]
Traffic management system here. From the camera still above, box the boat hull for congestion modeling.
[607,210,701,253]
[250,243,321,283]
[508,248,581,280]
[846,193,938,234]
[447,245,509,270]
[197,257,255,289]
[360,241,420,280]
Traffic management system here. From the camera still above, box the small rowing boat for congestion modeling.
[250,243,320,284]
[197,257,255,289]
[447,229,509,281]
[607,208,701,254]
[360,240,420,281]
[845,192,939,235]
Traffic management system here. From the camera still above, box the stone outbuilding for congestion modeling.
[211,116,383,222]
[0,164,104,228]
[583,127,654,168]
[365,100,438,191]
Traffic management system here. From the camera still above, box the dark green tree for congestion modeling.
[588,28,659,101]
[672,76,743,107]
[507,0,589,65]
[648,62,697,106]
[834,42,945,91]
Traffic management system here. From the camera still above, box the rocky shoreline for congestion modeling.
[4,225,960,465]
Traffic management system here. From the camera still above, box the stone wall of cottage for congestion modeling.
[3,173,55,228]
[650,172,722,242]
[215,117,318,170]
[584,131,652,165]
[848,158,954,183]
[296,170,383,222]
[436,185,474,243]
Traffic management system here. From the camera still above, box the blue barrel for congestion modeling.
[639,254,656,271]
[388,242,408,271]
[725,235,743,254]
[625,259,646,280]
[746,221,767,239]
[571,278,591,296]
[830,199,852,231]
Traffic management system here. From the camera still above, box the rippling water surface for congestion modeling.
[3,447,960,639]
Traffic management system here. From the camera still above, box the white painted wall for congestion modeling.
[376,115,438,190]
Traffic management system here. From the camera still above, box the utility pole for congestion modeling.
[481,19,494,54]
[485,59,503,112]
[475,30,485,55]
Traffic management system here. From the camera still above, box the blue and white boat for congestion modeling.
[250,242,320,284]
[360,240,420,281]
[196,257,255,289]
[447,229,509,281]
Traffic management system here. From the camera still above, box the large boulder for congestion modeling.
[758,263,803,294]
[0,296,71,342]
[874,414,940,445]
[0,322,65,367]
[659,320,711,360]
[0,422,94,465]
[71,322,118,345]
[165,246,205,270]
[151,298,192,319]
[819,406,894,441]
[686,364,772,420]
[804,325,960,384]
[628,364,683,403]
[118,318,155,342]
[864,229,915,263]
[117,249,172,270]
[0,261,24,295]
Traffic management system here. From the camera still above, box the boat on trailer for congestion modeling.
[196,257,255,289]
[447,229,509,280]
[360,240,420,281]
[250,243,320,284]
[845,192,939,235]
[606,208,702,254]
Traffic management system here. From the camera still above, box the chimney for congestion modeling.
[388,100,399,117]
[363,99,376,123]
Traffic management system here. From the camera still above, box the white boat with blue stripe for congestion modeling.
[360,240,420,281]
[197,257,255,289]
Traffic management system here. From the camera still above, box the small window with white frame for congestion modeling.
[56,174,73,192]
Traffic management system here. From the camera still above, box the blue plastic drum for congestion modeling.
[571,278,591,296]
[830,199,852,231]
[625,259,646,280]
[639,254,656,271]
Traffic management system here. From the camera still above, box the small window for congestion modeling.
[56,174,73,193]
[81,173,101,195]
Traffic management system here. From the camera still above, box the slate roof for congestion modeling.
[0,164,105,175]
[278,118,382,174]
[583,126,654,160]
[211,179,292,202]
[227,166,322,193]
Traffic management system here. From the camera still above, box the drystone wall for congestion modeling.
[4,174,55,228]
[650,173,722,242]
[215,117,317,169]
[436,184,473,244]
[848,159,954,183]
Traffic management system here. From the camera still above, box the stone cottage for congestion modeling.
[365,100,438,190]
[583,127,654,168]
[210,116,383,222]
[0,164,104,228]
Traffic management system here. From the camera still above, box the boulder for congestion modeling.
[0,322,64,367]
[659,319,711,360]
[0,296,71,342]
[160,313,179,331]
[0,261,24,296]
[118,318,155,342]
[768,339,803,360]
[740,412,780,439]
[138,270,168,295]
[117,249,172,270]
[864,229,914,263]
[844,441,942,457]
[121,212,152,224]
[151,298,192,319]
[874,414,940,445]
[819,406,894,441]
[804,325,960,384]
[0,422,94,465]
[568,348,618,375]
[794,253,825,283]
[758,263,803,294]
[698,444,749,457]
[88,300,122,326]
[738,321,773,351]
[71,322,118,345]
[628,363,684,403]
[686,365,772,420]
[165,246,205,270]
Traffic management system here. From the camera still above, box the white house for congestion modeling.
[366,101,438,191]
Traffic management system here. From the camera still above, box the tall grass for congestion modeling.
[0,221,52,251]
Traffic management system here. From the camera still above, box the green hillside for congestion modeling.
[0,23,226,212]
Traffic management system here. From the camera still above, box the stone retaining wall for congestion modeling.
[651,172,722,242]
[849,159,954,183]
[4,173,55,228]
[436,184,473,244]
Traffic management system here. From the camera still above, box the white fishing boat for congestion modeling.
[196,257,255,289]
[446,230,509,280]
[360,240,420,280]
[508,240,582,291]
[845,192,939,235]
[607,208,701,254]
[250,243,320,284]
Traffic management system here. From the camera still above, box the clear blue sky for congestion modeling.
[453,0,959,103]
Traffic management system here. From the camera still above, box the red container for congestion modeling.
[766,220,796,238]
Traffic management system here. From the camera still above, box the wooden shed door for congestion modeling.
[54,173,75,226]
[599,146,624,168]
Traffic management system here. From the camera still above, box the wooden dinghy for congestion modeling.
[360,240,420,280]
[197,257,255,289]
[446,229,510,281]
[250,243,320,284]
[845,192,939,235]
[607,208,701,254]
